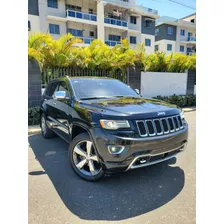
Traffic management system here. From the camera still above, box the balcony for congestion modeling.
[104,0,158,17]
[79,37,95,44]
[104,15,128,30]
[72,37,96,46]
[188,36,196,42]
[66,10,97,25]
[105,40,121,46]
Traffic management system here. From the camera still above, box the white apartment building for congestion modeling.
[28,0,40,34]
[155,13,196,55]
[28,0,159,54]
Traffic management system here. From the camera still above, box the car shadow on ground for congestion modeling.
[28,134,185,221]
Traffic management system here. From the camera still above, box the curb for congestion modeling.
[182,107,196,113]
[28,125,41,135]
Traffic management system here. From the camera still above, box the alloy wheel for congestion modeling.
[41,115,46,135]
[73,140,102,176]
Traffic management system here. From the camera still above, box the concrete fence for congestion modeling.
[141,72,188,98]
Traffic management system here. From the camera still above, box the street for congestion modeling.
[28,111,196,224]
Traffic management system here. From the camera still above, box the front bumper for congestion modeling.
[91,125,188,174]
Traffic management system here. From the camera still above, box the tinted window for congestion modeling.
[130,36,136,44]
[49,24,60,34]
[48,0,58,8]
[28,21,31,31]
[58,81,70,97]
[47,82,59,97]
[167,44,172,51]
[167,27,173,35]
[145,20,152,28]
[71,79,139,99]
[130,16,137,24]
[145,39,151,46]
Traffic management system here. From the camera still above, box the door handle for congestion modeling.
[53,101,57,105]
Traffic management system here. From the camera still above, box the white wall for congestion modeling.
[155,40,176,54]
[141,72,188,97]
[39,0,66,35]
[28,15,40,34]
[141,33,155,54]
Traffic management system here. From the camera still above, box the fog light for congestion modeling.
[108,145,126,154]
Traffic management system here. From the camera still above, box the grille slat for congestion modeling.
[146,120,156,136]
[161,118,169,133]
[136,121,147,137]
[136,115,184,137]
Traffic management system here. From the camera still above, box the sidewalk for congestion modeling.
[28,107,195,135]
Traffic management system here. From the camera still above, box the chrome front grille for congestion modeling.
[136,115,184,137]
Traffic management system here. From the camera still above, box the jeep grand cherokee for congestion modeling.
[40,77,188,181]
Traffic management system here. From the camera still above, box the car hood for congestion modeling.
[79,97,181,118]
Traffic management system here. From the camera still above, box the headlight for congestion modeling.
[100,120,130,130]
[180,111,185,120]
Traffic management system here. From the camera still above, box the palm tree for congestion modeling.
[28,33,52,68]
[28,33,82,69]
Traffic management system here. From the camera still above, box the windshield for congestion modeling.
[71,78,139,100]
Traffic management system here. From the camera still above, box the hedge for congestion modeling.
[153,95,196,107]
[28,107,40,126]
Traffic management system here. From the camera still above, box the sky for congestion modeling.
[135,0,196,19]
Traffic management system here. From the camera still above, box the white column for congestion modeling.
[175,26,180,53]
[97,0,105,41]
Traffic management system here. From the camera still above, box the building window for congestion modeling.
[49,24,60,34]
[89,9,93,14]
[155,28,159,36]
[109,35,121,41]
[28,21,31,31]
[66,4,81,12]
[145,39,151,46]
[191,19,195,23]
[180,45,185,52]
[167,26,173,35]
[145,19,153,28]
[90,31,94,37]
[130,16,137,24]
[180,29,185,36]
[167,44,172,51]
[48,0,58,8]
[67,28,83,37]
[187,47,192,53]
[155,45,159,51]
[130,36,137,44]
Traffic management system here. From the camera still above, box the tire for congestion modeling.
[68,132,104,181]
[40,113,55,139]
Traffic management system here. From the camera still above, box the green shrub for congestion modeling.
[153,95,196,107]
[28,107,40,126]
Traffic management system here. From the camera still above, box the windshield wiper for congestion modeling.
[79,96,113,100]
[113,95,140,98]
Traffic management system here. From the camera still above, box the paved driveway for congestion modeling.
[28,111,196,224]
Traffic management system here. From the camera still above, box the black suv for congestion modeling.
[40,77,188,181]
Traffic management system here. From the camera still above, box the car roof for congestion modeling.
[68,76,116,80]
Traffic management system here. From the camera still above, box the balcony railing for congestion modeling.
[66,10,97,22]
[104,0,158,15]
[75,37,95,44]
[105,40,121,46]
[188,36,196,41]
[104,17,128,27]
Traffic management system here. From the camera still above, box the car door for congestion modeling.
[43,81,60,132]
[53,80,74,142]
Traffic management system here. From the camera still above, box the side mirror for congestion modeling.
[134,89,140,95]
[54,91,69,101]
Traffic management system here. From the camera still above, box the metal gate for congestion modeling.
[41,67,127,87]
